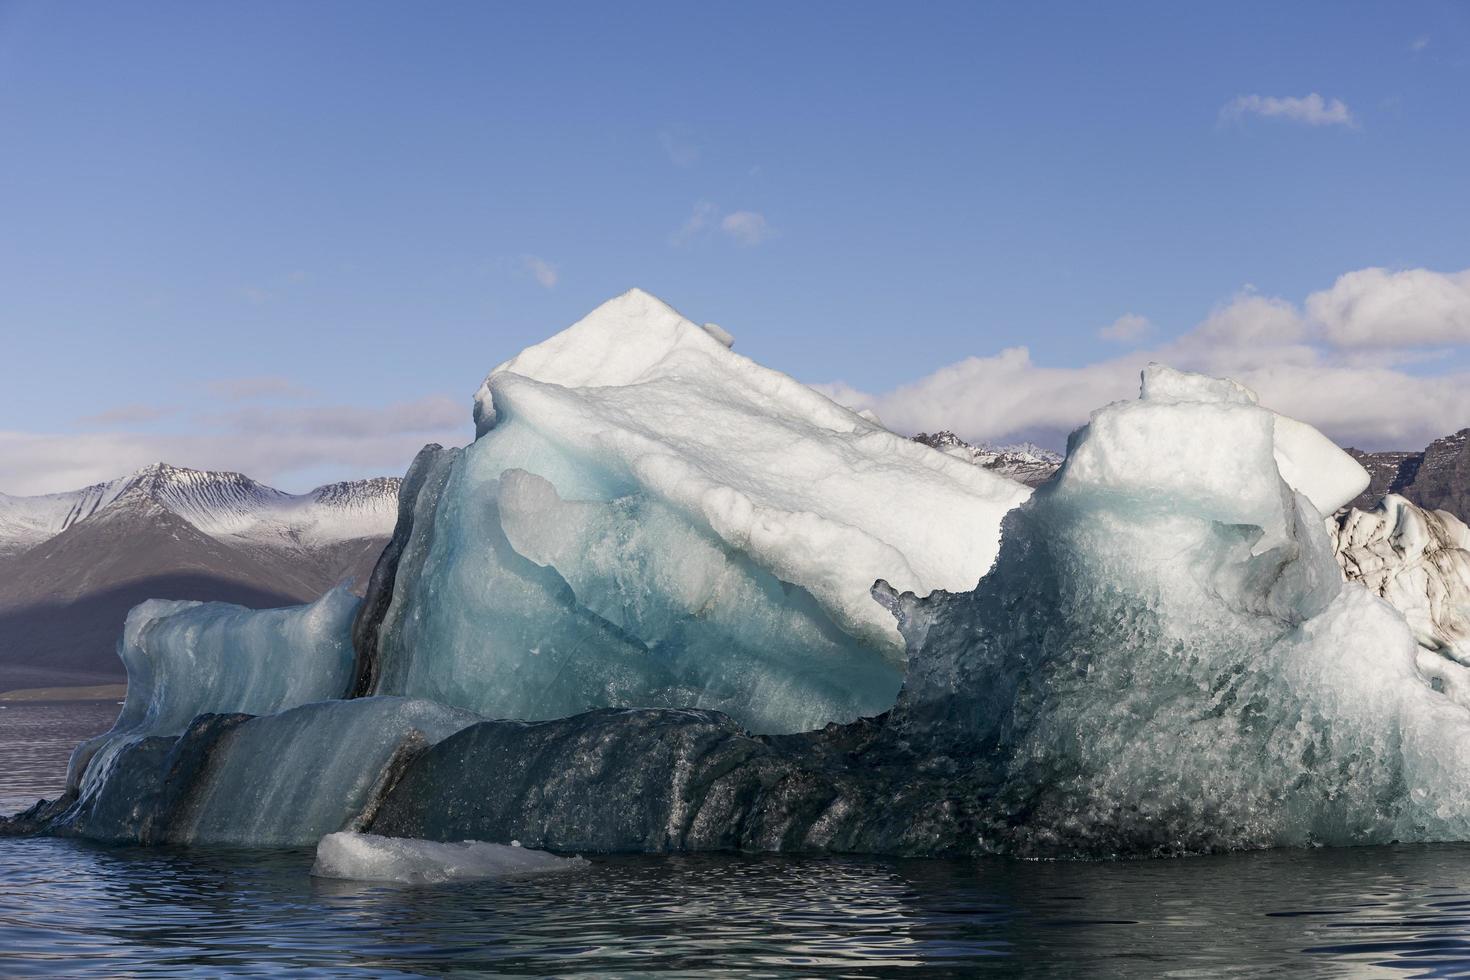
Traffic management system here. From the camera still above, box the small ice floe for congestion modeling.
[310,831,586,884]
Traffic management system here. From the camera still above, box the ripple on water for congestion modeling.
[6,839,1470,976]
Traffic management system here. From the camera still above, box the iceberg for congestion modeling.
[311,832,586,883]
[369,364,1470,857]
[883,364,1470,854]
[359,288,1029,733]
[13,291,1470,861]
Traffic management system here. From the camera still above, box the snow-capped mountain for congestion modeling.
[0,463,400,692]
[0,463,401,558]
[911,431,1062,487]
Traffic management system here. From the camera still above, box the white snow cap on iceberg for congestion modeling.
[467,287,1032,655]
[1065,363,1368,535]
[1139,362,1368,516]
[311,832,586,884]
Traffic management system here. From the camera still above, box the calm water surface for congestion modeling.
[0,700,119,813]
[6,704,1470,977]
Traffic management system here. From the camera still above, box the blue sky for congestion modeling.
[1,1,1468,492]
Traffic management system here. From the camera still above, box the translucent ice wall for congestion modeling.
[168,698,481,846]
[365,289,1030,733]
[885,364,1470,853]
[64,697,482,846]
[67,588,358,795]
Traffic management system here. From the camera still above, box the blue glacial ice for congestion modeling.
[65,587,360,799]
[364,288,1028,733]
[883,364,1470,853]
[62,697,481,846]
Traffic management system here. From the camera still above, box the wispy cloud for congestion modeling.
[1098,313,1151,344]
[1,396,468,496]
[672,202,773,247]
[1219,92,1358,129]
[671,201,720,246]
[523,255,558,289]
[1411,35,1430,52]
[814,265,1470,453]
[721,211,771,246]
[658,129,700,167]
[76,404,177,426]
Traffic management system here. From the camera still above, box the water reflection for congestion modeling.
[5,839,1470,976]
[0,701,119,813]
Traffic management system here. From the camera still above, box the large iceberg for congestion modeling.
[12,292,1470,860]
[359,288,1028,733]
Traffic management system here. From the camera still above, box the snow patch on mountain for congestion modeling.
[911,431,1063,487]
[0,463,401,557]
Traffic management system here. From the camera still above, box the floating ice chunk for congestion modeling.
[67,587,359,794]
[368,289,1028,732]
[311,832,586,883]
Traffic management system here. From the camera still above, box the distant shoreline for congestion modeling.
[0,683,128,702]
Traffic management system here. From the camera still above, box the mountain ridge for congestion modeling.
[0,463,401,558]
[0,464,401,691]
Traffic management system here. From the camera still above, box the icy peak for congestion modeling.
[472,288,738,437]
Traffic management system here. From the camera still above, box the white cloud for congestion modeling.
[1220,93,1357,128]
[0,396,467,496]
[523,255,558,289]
[76,404,177,426]
[1305,267,1470,347]
[1098,313,1151,344]
[672,203,772,247]
[1411,35,1430,52]
[816,266,1470,452]
[1192,290,1306,346]
[721,211,770,246]
[671,201,720,246]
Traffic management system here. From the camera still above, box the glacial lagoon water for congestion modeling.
[7,704,1470,976]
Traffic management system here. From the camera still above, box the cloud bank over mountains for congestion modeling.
[6,266,1468,495]
[1,395,466,496]
[815,266,1470,453]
